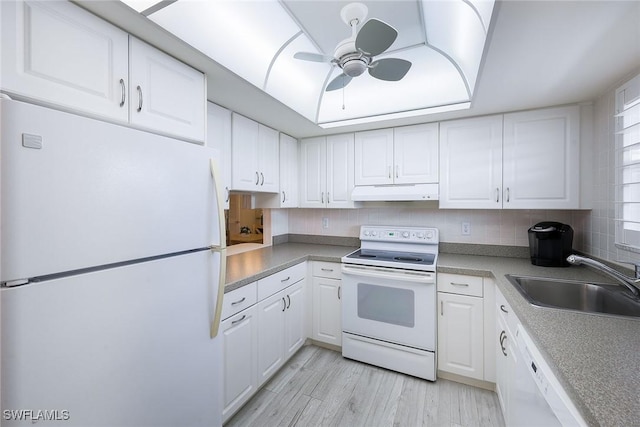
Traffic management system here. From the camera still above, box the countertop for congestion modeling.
[224,243,640,427]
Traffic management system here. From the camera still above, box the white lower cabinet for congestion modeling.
[495,286,518,424]
[436,273,495,383]
[311,262,342,347]
[221,305,258,423]
[257,278,305,387]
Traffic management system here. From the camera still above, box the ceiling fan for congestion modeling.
[294,2,412,92]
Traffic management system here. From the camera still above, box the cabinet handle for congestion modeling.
[338,286,341,300]
[119,79,126,107]
[321,192,324,204]
[136,85,143,112]
[395,165,399,178]
[499,330,508,356]
[260,172,265,186]
[388,166,392,179]
[496,188,500,203]
[282,297,286,312]
[321,268,334,272]
[231,315,247,325]
[505,187,510,203]
[286,294,291,309]
[281,276,290,283]
[500,304,509,314]
[327,192,330,204]
[255,172,260,185]
[225,187,230,203]
[231,297,246,306]
[282,191,286,203]
[450,282,469,287]
[440,301,443,315]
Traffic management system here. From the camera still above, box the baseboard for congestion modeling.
[437,370,496,391]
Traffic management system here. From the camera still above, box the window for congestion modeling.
[615,73,640,252]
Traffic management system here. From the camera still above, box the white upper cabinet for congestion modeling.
[503,106,580,209]
[207,102,232,209]
[299,134,355,208]
[0,1,206,143]
[440,106,581,209]
[1,0,129,121]
[439,115,504,209]
[129,37,206,142]
[231,113,279,193]
[355,124,438,186]
[394,123,439,184]
[354,129,394,185]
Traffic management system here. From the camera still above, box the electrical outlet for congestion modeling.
[322,217,329,229]
[462,222,471,235]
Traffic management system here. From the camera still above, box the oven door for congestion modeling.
[341,263,436,351]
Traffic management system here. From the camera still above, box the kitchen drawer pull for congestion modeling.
[286,294,291,309]
[136,85,143,112]
[500,304,509,314]
[255,172,260,185]
[231,297,246,306]
[321,268,334,272]
[282,297,286,312]
[119,79,126,107]
[231,315,246,325]
[450,282,469,287]
[281,276,290,283]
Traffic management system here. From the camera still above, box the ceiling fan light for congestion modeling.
[342,58,368,77]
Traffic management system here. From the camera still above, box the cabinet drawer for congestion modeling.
[437,273,483,297]
[258,262,306,300]
[496,287,518,334]
[222,282,257,320]
[312,261,342,280]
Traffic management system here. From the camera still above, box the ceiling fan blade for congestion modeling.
[355,18,398,56]
[369,58,412,81]
[326,73,353,91]
[294,52,334,63]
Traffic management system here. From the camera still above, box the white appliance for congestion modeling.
[510,325,587,426]
[0,98,226,427]
[341,225,438,381]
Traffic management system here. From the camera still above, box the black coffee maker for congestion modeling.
[528,222,574,267]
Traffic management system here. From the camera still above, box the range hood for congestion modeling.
[351,184,439,202]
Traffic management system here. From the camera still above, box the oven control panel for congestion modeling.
[359,226,438,243]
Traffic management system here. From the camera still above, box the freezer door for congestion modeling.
[0,99,224,283]
[1,250,223,427]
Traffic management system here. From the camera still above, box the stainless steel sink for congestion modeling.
[505,275,640,318]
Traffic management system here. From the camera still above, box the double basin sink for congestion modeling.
[505,274,640,318]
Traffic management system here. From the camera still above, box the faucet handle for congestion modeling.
[617,260,640,278]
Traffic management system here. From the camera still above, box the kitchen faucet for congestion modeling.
[566,254,640,297]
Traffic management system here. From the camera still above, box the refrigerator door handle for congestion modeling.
[210,248,227,339]
[209,158,227,250]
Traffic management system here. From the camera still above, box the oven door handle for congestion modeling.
[341,264,435,284]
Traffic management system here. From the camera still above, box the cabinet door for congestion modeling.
[129,37,205,142]
[394,123,439,184]
[279,134,299,207]
[437,292,484,380]
[0,0,129,121]
[284,280,306,359]
[327,133,355,208]
[354,129,394,185]
[221,306,258,423]
[439,115,503,209]
[503,106,580,209]
[256,291,286,386]
[257,124,280,193]
[495,305,509,421]
[299,137,327,208]
[207,102,232,209]
[231,113,260,191]
[312,277,342,346]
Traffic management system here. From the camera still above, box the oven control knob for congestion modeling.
[364,230,370,236]
[402,231,410,238]
[417,232,425,239]
[371,231,377,236]
[426,231,434,239]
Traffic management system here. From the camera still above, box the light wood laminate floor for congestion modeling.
[226,345,505,427]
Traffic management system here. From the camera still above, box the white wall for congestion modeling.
[287,207,590,249]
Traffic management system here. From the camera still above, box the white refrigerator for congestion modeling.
[0,98,226,426]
